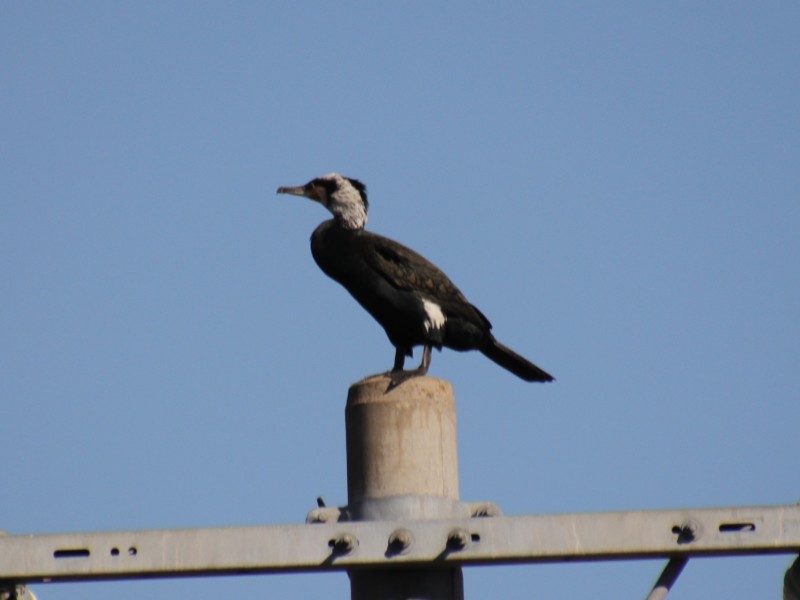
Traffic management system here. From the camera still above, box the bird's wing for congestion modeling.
[358,231,492,328]
[361,232,466,299]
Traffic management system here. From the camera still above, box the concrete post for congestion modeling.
[345,375,465,600]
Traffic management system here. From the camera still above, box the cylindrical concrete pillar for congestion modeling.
[345,375,464,600]
[346,375,459,503]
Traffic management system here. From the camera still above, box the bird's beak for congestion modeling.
[276,185,307,197]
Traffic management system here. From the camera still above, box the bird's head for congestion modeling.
[277,173,368,230]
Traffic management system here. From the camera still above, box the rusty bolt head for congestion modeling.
[387,528,413,554]
[672,519,702,544]
[331,534,357,554]
[446,529,470,551]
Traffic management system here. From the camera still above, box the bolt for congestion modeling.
[331,534,357,554]
[470,502,501,518]
[387,528,413,554]
[446,529,470,551]
[673,519,701,544]
[307,509,330,524]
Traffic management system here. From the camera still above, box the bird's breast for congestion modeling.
[310,221,365,282]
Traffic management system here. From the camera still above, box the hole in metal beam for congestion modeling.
[719,522,756,533]
[53,548,90,559]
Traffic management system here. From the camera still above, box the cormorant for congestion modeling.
[277,173,554,384]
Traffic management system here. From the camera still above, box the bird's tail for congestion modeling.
[480,338,555,383]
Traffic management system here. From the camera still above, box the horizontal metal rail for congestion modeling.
[2,504,799,584]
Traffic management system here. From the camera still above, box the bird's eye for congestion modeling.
[305,182,325,203]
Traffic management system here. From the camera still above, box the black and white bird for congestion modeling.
[277,173,554,384]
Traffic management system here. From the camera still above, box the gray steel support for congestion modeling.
[645,558,688,600]
[344,375,463,600]
[786,555,800,600]
[1,505,800,583]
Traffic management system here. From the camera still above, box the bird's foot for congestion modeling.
[385,366,427,389]
[360,345,432,391]
[385,345,432,389]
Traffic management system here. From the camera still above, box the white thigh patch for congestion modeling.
[422,299,446,332]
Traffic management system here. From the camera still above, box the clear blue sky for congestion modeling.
[2,2,798,598]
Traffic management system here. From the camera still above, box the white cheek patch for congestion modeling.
[422,299,446,332]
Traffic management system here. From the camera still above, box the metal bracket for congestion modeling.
[0,583,37,600]
[1,504,798,585]
[305,499,502,524]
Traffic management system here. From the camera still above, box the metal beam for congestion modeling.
[1,504,799,584]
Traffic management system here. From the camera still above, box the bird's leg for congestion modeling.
[415,344,432,375]
[364,348,410,384]
[392,348,406,372]
[387,345,432,387]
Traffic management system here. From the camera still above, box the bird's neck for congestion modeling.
[332,203,367,230]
